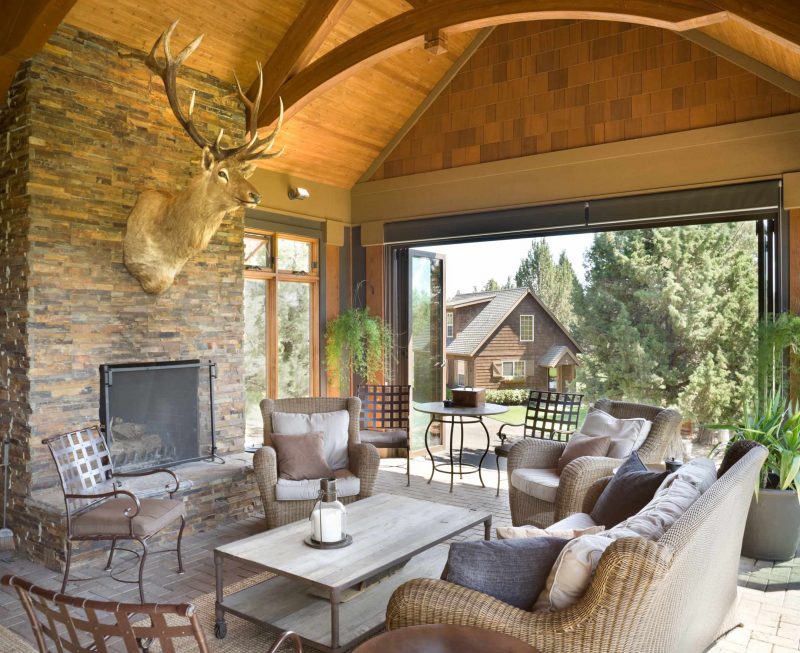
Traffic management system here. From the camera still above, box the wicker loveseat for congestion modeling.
[386,444,766,653]
[508,400,682,527]
[253,397,379,529]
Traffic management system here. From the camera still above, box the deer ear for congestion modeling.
[201,147,215,172]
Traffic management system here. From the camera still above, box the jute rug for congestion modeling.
[0,624,36,652]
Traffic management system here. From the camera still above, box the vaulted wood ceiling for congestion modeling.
[4,0,800,188]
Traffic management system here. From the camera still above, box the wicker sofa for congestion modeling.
[253,397,380,529]
[508,400,682,527]
[386,444,767,653]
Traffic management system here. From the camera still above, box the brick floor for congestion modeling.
[0,441,796,652]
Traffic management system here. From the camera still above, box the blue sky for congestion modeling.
[419,232,595,297]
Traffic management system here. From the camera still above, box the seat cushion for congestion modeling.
[510,468,560,503]
[495,439,520,456]
[360,429,408,447]
[72,497,185,538]
[272,410,350,471]
[549,512,599,532]
[275,469,360,501]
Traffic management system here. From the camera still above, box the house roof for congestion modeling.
[538,345,579,368]
[446,287,581,357]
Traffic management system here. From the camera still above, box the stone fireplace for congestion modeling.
[0,25,260,568]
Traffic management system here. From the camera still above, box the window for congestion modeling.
[456,359,466,386]
[446,311,454,338]
[501,360,526,378]
[243,231,320,445]
[520,315,534,341]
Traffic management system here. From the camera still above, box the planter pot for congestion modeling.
[741,488,800,561]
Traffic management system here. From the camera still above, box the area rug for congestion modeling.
[0,624,36,652]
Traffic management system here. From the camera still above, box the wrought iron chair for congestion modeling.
[493,390,584,496]
[357,385,412,486]
[1,574,302,652]
[43,427,186,603]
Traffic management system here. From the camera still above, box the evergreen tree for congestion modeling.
[483,278,501,291]
[514,239,579,328]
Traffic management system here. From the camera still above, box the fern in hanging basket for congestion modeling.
[325,308,392,391]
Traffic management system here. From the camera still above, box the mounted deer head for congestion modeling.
[123,20,283,294]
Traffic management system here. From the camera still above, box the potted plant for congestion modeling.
[324,307,392,393]
[712,313,800,561]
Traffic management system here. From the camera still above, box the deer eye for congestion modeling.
[218,170,229,181]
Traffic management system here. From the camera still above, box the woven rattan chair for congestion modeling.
[386,445,767,653]
[508,400,682,527]
[254,397,379,529]
[357,385,411,486]
[43,427,186,603]
[1,574,302,653]
[493,390,583,496]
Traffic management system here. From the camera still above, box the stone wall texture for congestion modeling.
[0,24,251,564]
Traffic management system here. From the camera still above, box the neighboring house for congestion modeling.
[446,288,581,392]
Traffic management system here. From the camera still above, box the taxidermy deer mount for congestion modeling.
[124,20,283,294]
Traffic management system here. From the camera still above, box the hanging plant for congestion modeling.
[325,307,392,391]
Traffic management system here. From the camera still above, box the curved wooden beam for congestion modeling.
[257,0,728,126]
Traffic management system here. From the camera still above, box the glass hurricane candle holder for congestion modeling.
[305,478,352,549]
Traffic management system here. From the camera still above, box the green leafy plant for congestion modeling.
[324,307,392,391]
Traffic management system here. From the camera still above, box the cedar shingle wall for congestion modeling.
[372,20,800,180]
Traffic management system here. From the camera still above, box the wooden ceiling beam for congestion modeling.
[0,0,77,101]
[256,0,731,127]
[248,0,354,112]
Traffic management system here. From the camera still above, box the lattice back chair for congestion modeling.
[493,390,584,496]
[43,427,186,603]
[357,385,412,486]
[2,575,302,653]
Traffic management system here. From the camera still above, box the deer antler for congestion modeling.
[144,20,282,162]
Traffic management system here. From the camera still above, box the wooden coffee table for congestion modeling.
[353,624,539,652]
[213,493,492,653]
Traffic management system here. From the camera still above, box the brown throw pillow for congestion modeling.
[272,432,333,481]
[557,433,611,474]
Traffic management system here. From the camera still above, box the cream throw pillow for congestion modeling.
[581,408,652,459]
[496,524,605,540]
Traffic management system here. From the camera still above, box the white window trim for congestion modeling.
[456,360,466,386]
[519,314,534,342]
[501,360,526,378]
[446,311,454,338]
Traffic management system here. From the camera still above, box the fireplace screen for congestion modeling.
[99,360,217,472]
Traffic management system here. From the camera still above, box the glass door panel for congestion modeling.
[244,278,268,446]
[278,281,312,397]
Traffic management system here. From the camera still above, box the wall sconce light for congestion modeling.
[288,187,310,200]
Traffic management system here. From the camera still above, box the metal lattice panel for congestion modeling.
[523,390,584,441]
[358,385,411,431]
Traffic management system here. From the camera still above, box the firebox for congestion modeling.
[99,359,218,472]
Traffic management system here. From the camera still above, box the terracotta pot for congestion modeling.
[741,488,800,561]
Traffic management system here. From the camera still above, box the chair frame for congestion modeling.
[494,390,584,495]
[357,384,412,486]
[2,574,302,653]
[43,427,186,604]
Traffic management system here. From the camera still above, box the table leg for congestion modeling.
[484,515,492,541]
[476,417,489,488]
[330,589,341,649]
[214,551,227,639]
[449,417,455,493]
[459,417,464,479]
[424,416,436,485]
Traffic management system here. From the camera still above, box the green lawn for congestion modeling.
[486,405,589,428]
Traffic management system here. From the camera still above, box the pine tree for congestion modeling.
[514,239,579,328]
[483,278,500,291]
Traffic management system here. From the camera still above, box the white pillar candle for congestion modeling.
[313,507,343,543]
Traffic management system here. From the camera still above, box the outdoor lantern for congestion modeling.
[306,478,351,549]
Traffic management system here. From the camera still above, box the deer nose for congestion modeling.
[248,191,261,204]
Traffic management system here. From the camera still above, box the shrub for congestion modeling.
[485,388,530,406]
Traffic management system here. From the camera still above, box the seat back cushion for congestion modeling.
[272,432,333,481]
[272,410,350,470]
[581,407,652,458]
[444,537,569,610]
[557,433,611,474]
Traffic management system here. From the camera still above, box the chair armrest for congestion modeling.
[507,438,567,476]
[554,456,621,522]
[350,443,379,498]
[112,467,181,498]
[65,489,142,519]
[253,446,278,497]
[497,422,524,439]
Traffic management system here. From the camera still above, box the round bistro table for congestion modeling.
[415,401,508,493]
[353,624,538,652]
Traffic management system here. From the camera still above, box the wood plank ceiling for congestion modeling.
[12,0,800,188]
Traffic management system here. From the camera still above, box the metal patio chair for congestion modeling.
[358,384,412,486]
[43,426,186,603]
[2,574,302,652]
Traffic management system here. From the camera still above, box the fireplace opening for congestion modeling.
[99,359,218,473]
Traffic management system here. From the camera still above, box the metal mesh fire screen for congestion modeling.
[99,359,217,473]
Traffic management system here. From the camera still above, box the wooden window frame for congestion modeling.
[501,360,525,378]
[519,314,534,342]
[446,311,454,338]
[244,229,320,400]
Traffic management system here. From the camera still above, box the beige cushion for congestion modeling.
[496,524,605,540]
[549,512,599,531]
[360,429,408,447]
[557,433,611,474]
[72,497,185,538]
[272,432,333,481]
[510,468,560,503]
[272,410,350,470]
[581,408,652,459]
[275,469,360,501]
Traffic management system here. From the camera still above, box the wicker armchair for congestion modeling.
[253,397,379,529]
[386,445,767,653]
[508,400,682,527]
